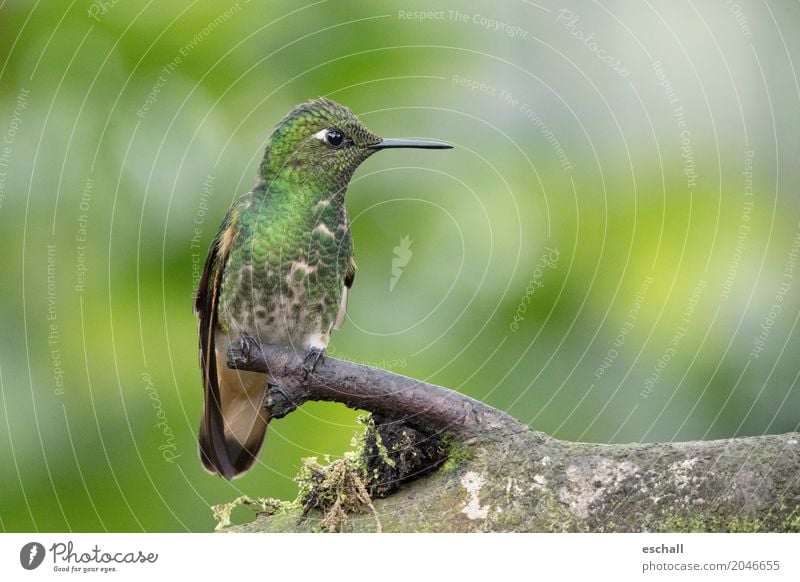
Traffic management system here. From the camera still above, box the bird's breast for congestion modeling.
[217,195,352,347]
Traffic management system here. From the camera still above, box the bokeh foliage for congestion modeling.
[1,0,798,531]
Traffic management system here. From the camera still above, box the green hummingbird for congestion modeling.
[195,98,452,479]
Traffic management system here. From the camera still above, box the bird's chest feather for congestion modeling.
[218,204,351,345]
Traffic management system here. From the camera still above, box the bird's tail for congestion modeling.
[199,343,269,478]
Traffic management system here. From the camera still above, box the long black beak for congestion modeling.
[369,138,453,150]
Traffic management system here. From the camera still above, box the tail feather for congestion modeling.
[198,339,269,479]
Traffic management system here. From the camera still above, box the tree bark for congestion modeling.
[222,336,800,533]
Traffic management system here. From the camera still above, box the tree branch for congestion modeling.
[227,333,524,441]
[224,335,800,533]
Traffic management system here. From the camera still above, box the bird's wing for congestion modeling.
[194,207,239,479]
[334,256,356,329]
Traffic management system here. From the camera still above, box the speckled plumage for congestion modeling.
[194,98,451,479]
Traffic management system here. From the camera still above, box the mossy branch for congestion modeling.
[225,335,800,533]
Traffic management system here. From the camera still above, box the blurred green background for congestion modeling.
[1,0,799,531]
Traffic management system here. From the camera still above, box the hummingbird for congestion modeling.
[195,98,452,479]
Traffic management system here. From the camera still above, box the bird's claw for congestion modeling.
[230,331,261,367]
[302,347,326,377]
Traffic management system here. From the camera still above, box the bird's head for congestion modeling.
[258,98,451,194]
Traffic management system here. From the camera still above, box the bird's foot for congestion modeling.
[302,346,326,377]
[227,331,262,369]
[262,380,297,419]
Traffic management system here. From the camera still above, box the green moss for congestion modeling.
[357,414,395,468]
[440,439,475,473]
[662,503,800,533]
[211,496,284,531]
[215,417,470,532]
[532,489,588,533]
[788,511,800,531]
[294,452,380,532]
[290,415,401,532]
[663,514,755,532]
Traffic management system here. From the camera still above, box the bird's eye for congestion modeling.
[325,129,345,147]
